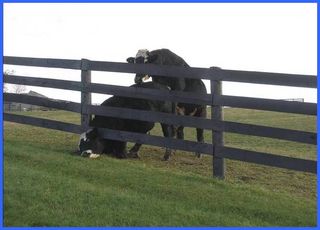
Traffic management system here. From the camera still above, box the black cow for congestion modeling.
[127,49,207,157]
[78,82,174,160]
[127,49,186,91]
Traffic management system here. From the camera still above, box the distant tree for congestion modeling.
[3,83,8,93]
[3,69,14,76]
[3,70,13,93]
[3,69,27,94]
[12,84,27,94]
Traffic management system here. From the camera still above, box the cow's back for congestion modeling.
[149,49,187,91]
[150,49,189,67]
[90,82,173,133]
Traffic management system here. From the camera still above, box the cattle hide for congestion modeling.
[78,82,174,160]
[127,49,207,157]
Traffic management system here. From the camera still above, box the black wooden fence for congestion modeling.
[3,56,317,178]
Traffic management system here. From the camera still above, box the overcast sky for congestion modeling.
[3,3,317,103]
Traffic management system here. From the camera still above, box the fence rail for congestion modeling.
[215,146,316,173]
[4,93,316,145]
[5,56,317,87]
[5,74,316,115]
[4,113,82,134]
[3,56,317,177]
[217,95,317,115]
[4,56,81,70]
[4,93,81,113]
[4,75,82,91]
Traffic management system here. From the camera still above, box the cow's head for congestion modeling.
[126,49,158,84]
[78,128,103,158]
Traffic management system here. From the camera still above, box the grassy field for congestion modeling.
[3,109,317,226]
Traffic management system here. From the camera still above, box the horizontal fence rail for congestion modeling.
[4,56,317,87]
[4,112,316,174]
[89,61,317,88]
[77,60,319,88]
[97,128,212,155]
[3,55,317,177]
[4,56,81,70]
[4,93,81,113]
[89,60,210,80]
[87,82,211,105]
[4,93,316,145]
[215,146,317,174]
[223,122,316,145]
[4,75,316,115]
[217,95,317,115]
[4,113,82,134]
[4,75,211,105]
[220,69,317,88]
[4,75,82,91]
[86,104,317,145]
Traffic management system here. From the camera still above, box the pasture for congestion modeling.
[4,108,316,226]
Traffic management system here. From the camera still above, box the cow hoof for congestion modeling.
[117,153,128,159]
[195,153,201,158]
[162,154,170,161]
[127,152,140,159]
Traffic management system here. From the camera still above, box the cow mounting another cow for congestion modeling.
[127,48,207,158]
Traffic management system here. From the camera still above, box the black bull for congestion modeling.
[127,48,207,157]
[78,82,175,160]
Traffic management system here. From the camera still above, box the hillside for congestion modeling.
[3,109,317,226]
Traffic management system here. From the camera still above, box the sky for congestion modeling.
[3,3,317,104]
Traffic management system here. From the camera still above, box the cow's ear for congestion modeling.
[127,57,135,63]
[147,54,158,63]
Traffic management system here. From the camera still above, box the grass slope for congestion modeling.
[4,109,317,226]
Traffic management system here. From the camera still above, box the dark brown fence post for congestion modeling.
[81,59,92,131]
[210,67,225,179]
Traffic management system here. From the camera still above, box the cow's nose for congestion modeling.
[81,150,100,159]
[81,150,92,157]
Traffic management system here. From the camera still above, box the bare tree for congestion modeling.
[3,69,27,94]
[11,84,27,94]
[3,83,9,93]
[3,69,14,93]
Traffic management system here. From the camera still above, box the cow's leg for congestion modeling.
[195,107,207,158]
[176,126,184,140]
[128,143,142,158]
[195,128,204,158]
[161,123,174,161]
[113,141,128,159]
[175,103,186,140]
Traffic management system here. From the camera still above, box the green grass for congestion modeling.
[4,109,317,226]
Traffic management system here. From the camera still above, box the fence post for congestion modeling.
[81,59,92,131]
[210,67,225,179]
